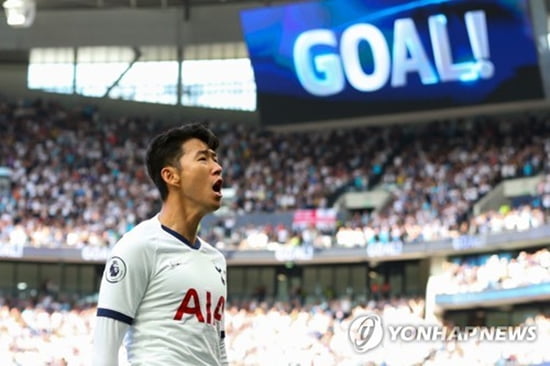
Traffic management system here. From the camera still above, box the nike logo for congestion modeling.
[169,260,183,269]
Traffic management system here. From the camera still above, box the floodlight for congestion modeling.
[3,0,35,28]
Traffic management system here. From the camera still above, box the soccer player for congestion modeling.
[92,123,228,365]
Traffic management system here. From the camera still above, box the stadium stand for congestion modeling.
[0,96,550,366]
[1,98,549,251]
[1,295,549,366]
[438,248,550,294]
[1,0,550,363]
[0,97,395,248]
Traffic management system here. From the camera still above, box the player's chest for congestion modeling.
[153,249,226,299]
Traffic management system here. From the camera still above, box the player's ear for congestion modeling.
[160,166,181,187]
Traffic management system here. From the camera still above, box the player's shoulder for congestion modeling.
[198,237,226,263]
[112,216,162,253]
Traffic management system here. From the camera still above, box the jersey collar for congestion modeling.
[160,224,201,250]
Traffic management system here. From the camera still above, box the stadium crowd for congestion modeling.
[376,116,547,236]
[333,114,550,247]
[334,205,545,248]
[1,295,549,366]
[0,98,395,249]
[440,247,550,294]
[2,99,550,250]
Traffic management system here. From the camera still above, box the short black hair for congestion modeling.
[145,123,219,201]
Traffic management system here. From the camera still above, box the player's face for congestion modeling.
[176,138,223,214]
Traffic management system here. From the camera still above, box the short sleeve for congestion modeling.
[96,235,154,324]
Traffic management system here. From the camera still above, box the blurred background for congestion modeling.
[1,0,550,364]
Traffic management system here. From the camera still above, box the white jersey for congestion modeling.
[96,215,227,365]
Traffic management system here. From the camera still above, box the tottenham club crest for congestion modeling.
[106,256,127,283]
[214,265,226,285]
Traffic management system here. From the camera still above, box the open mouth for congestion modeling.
[212,179,223,196]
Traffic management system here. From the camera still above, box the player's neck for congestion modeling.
[158,201,201,244]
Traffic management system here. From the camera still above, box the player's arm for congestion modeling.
[92,316,129,366]
[92,236,154,365]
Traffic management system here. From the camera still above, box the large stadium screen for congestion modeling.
[240,0,544,125]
